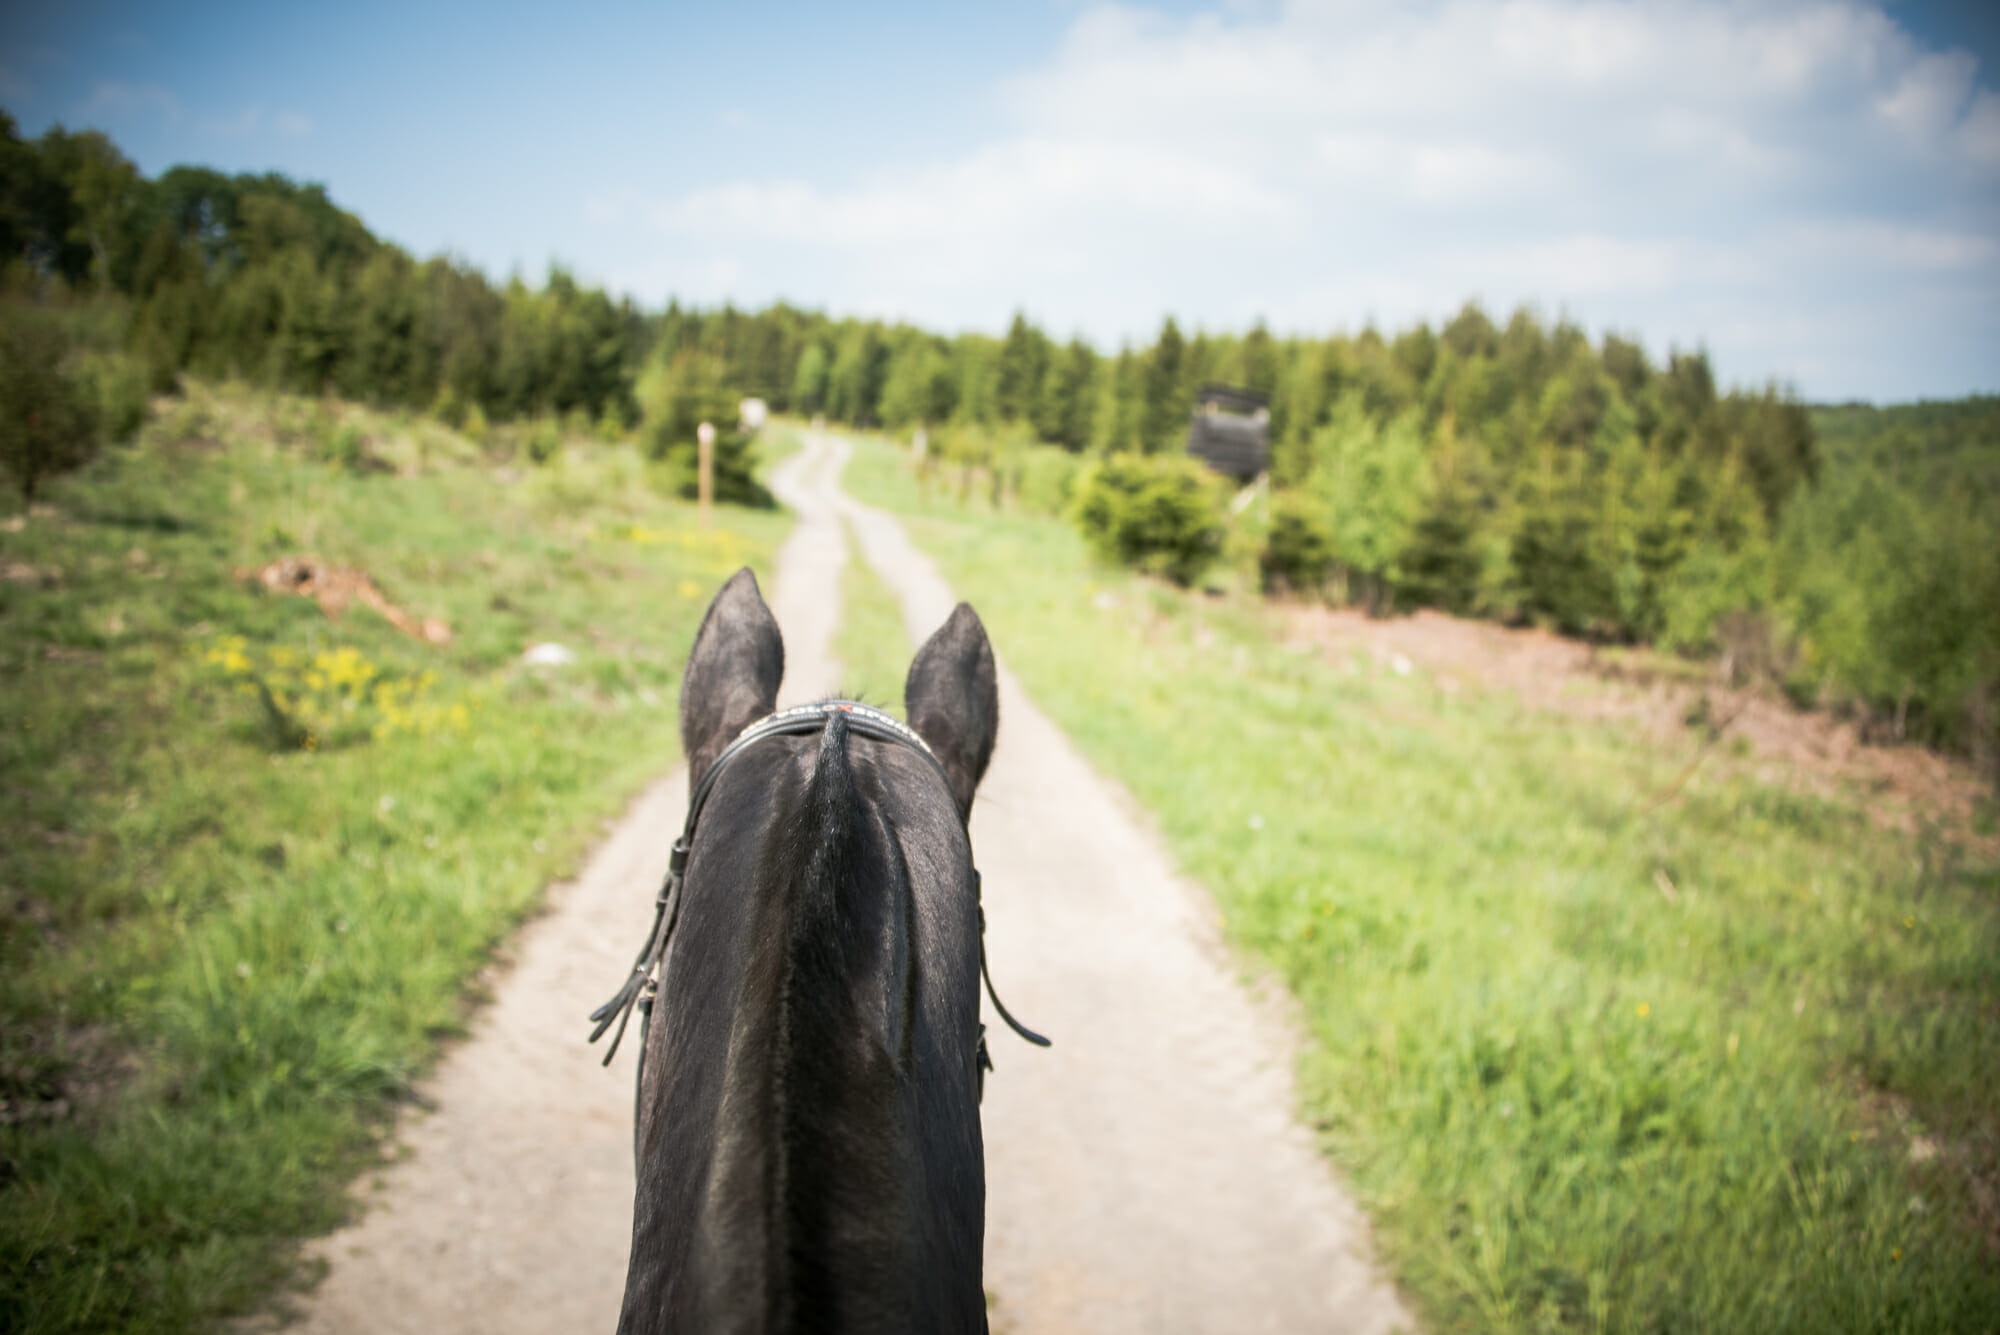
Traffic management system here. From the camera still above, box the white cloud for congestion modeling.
[1316,132,1561,204]
[665,137,1290,247]
[595,0,2000,397]
[81,79,180,122]
[188,102,313,139]
[201,105,263,136]
[1784,220,1998,271]
[1960,90,2000,168]
[1875,48,1978,139]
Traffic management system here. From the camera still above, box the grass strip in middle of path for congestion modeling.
[834,517,916,709]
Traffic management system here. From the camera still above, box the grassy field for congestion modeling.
[0,386,789,1333]
[842,433,2000,1332]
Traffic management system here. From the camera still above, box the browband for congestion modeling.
[588,700,1048,1103]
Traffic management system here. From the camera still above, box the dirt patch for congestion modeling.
[3,561,59,587]
[1846,1077,2000,1263]
[1279,604,1998,856]
[0,1021,140,1134]
[241,558,452,645]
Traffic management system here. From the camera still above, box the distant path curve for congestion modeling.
[286,433,1413,1333]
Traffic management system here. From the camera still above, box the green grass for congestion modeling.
[834,517,916,707]
[841,431,2000,1333]
[0,384,787,1333]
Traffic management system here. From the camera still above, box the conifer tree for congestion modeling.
[0,311,100,502]
[792,343,829,415]
[1141,317,1185,454]
[1397,414,1482,614]
[1037,338,1097,451]
[995,312,1050,425]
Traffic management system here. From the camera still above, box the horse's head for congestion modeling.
[613,567,1003,1335]
[680,566,999,813]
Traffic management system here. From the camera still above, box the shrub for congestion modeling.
[431,385,466,429]
[1015,444,1084,516]
[0,310,100,502]
[1652,536,1772,662]
[1261,491,1334,594]
[324,423,368,470]
[637,348,734,454]
[658,429,773,508]
[526,416,561,465]
[81,351,152,445]
[595,395,634,440]
[1071,452,1224,586]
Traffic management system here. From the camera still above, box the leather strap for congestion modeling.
[588,701,1048,1107]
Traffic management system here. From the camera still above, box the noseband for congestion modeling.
[589,700,1048,1109]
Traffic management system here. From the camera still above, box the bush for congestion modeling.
[526,416,561,465]
[81,351,152,445]
[1071,453,1223,586]
[1261,491,1334,594]
[1656,537,1772,657]
[324,423,367,470]
[649,428,773,509]
[0,310,100,502]
[1015,444,1084,516]
[595,396,634,441]
[637,348,734,454]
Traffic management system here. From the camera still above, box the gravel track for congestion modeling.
[285,433,1412,1333]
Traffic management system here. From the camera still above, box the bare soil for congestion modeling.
[240,557,453,644]
[1279,604,1998,857]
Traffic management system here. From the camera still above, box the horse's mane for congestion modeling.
[765,709,917,1327]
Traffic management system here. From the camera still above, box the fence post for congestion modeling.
[697,420,715,529]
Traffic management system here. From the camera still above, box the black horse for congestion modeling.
[602,568,1003,1334]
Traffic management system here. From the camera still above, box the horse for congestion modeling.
[591,567,1025,1334]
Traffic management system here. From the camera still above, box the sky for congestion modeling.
[2,0,1996,403]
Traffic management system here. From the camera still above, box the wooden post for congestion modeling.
[696,421,715,530]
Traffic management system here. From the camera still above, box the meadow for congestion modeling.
[841,432,2000,1333]
[0,386,788,1333]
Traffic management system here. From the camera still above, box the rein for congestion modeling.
[588,700,1049,1107]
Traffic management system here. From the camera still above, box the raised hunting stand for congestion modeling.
[1185,384,1270,482]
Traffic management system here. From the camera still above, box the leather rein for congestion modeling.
[588,700,1049,1105]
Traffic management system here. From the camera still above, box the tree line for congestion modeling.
[2,110,1992,770]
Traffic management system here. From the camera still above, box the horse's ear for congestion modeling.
[905,602,998,819]
[681,568,784,780]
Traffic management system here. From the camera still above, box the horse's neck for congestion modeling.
[620,742,985,1334]
[636,756,926,1329]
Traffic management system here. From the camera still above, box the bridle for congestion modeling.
[588,700,1049,1115]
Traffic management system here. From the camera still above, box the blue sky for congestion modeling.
[3,1,1996,402]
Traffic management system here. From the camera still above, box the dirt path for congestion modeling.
[285,433,1412,1333]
